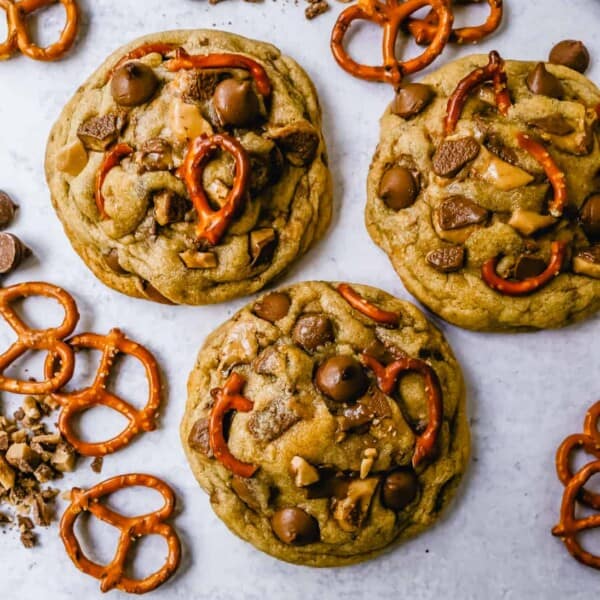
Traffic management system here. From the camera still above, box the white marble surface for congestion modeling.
[0,0,599,597]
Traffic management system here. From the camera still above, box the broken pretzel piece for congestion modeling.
[337,283,399,326]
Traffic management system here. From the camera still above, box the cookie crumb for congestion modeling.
[305,0,329,19]
[90,457,103,474]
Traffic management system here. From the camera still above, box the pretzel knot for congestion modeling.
[330,0,453,88]
[209,372,258,478]
[0,282,79,395]
[0,0,79,62]
[60,473,181,594]
[360,353,443,468]
[337,283,399,326]
[180,134,251,246]
[45,328,161,457]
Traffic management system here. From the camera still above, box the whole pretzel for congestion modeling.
[552,461,600,571]
[407,0,503,45]
[60,473,181,594]
[556,401,600,510]
[337,283,399,326]
[95,143,133,220]
[330,0,453,88]
[516,133,567,218]
[180,134,250,246]
[0,282,78,395]
[481,240,567,297]
[0,0,79,62]
[360,353,443,467]
[45,328,161,457]
[209,372,258,478]
[445,50,511,135]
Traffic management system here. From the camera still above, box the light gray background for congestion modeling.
[0,0,599,598]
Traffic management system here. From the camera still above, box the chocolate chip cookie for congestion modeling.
[181,281,469,566]
[366,52,600,331]
[45,30,331,305]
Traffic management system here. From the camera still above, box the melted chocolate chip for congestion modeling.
[432,137,480,178]
[103,248,127,274]
[580,194,600,240]
[391,83,433,119]
[0,191,17,229]
[381,470,419,511]
[315,356,368,403]
[549,40,590,73]
[0,233,29,275]
[213,79,261,127]
[514,255,547,280]
[437,196,488,230]
[231,476,261,511]
[271,508,320,545]
[136,138,173,172]
[378,166,419,210]
[292,314,334,352]
[142,281,174,305]
[426,246,465,273]
[274,126,320,167]
[484,134,518,166]
[528,114,575,136]
[188,418,211,456]
[111,62,159,107]
[252,292,291,322]
[526,63,564,99]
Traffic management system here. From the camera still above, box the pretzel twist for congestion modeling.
[209,372,258,478]
[360,353,443,467]
[0,282,79,395]
[180,134,250,246]
[481,240,567,297]
[45,328,161,457]
[0,0,79,62]
[330,0,453,88]
[60,474,181,594]
[336,283,399,326]
[95,143,133,220]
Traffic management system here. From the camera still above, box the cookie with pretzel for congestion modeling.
[45,30,331,305]
[366,52,600,331]
[181,281,469,566]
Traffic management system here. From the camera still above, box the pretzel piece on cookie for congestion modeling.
[337,283,399,326]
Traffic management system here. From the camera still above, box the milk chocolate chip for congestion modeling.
[426,246,465,273]
[0,191,17,229]
[379,166,419,210]
[526,63,564,99]
[213,79,261,127]
[580,194,600,239]
[0,233,30,275]
[514,255,547,280]
[292,314,334,352]
[381,470,419,511]
[271,508,320,545]
[432,137,480,178]
[549,40,590,73]
[391,83,433,118]
[437,196,488,230]
[315,356,368,403]
[111,62,159,107]
[253,292,291,322]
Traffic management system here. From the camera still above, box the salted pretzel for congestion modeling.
[209,372,258,478]
[180,134,250,246]
[407,0,503,46]
[337,283,399,326]
[0,0,79,62]
[95,143,133,220]
[481,240,567,297]
[360,353,443,467]
[516,133,568,218]
[552,461,600,571]
[0,282,78,395]
[60,473,181,594]
[556,401,600,510]
[331,0,453,88]
[45,328,161,457]
[445,50,511,134]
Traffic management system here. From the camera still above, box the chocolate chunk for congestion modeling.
[576,245,600,264]
[111,62,159,107]
[0,233,29,275]
[426,246,465,273]
[528,114,575,136]
[136,138,173,172]
[249,228,277,266]
[103,248,127,274]
[188,418,211,456]
[378,166,419,210]
[391,83,433,119]
[77,113,125,152]
[292,314,334,352]
[580,194,600,239]
[432,137,480,178]
[153,190,187,226]
[526,63,564,99]
[339,388,391,432]
[514,255,547,280]
[252,292,291,322]
[247,398,300,442]
[484,134,518,165]
[381,470,419,511]
[179,70,220,103]
[271,508,320,545]
[273,125,319,167]
[306,467,349,499]
[549,40,590,73]
[249,146,284,192]
[0,191,17,229]
[315,356,368,403]
[437,196,488,230]
[213,79,261,127]
[142,281,174,305]
[231,475,261,511]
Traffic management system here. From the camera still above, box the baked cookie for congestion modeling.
[45,30,331,305]
[366,52,600,331]
[181,281,469,566]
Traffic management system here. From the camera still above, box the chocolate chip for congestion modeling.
[437,196,488,230]
[528,114,574,136]
[0,233,29,275]
[426,246,465,273]
[77,113,125,152]
[271,508,320,545]
[526,63,564,99]
[252,292,291,322]
[580,194,600,239]
[0,191,17,229]
[549,40,590,73]
[391,83,433,119]
[103,248,127,274]
[315,356,368,403]
[213,79,261,127]
[381,470,419,511]
[188,418,211,456]
[432,137,480,178]
[378,166,419,210]
[142,281,174,305]
[111,62,159,107]
[292,314,334,352]
[514,255,547,280]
